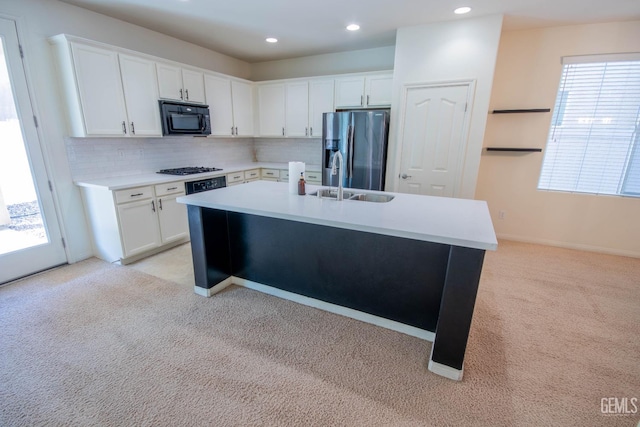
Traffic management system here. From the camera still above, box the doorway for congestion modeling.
[0,17,66,284]
[396,82,474,197]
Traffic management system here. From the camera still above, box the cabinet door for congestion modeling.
[156,62,183,101]
[334,76,365,108]
[157,195,189,244]
[366,74,393,107]
[231,80,254,136]
[117,199,161,257]
[309,79,334,137]
[71,43,128,136]
[205,74,234,136]
[285,81,309,137]
[119,54,162,137]
[182,69,205,103]
[258,83,286,136]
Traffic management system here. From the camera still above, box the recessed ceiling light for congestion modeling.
[454,6,471,14]
[346,24,360,31]
[265,37,278,43]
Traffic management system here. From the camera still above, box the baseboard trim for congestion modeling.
[496,234,640,259]
[232,277,435,342]
[428,359,463,381]
[194,277,233,297]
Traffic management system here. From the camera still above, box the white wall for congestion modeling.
[250,46,395,81]
[0,0,251,262]
[476,21,640,257]
[387,15,503,198]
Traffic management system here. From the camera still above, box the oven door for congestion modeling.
[168,112,205,134]
[160,101,211,135]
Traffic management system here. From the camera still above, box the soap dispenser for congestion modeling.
[297,172,306,195]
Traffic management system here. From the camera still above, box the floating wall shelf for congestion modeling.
[491,108,550,114]
[485,147,542,152]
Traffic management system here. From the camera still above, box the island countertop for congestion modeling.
[177,180,497,251]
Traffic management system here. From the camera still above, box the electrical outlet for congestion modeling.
[498,210,506,220]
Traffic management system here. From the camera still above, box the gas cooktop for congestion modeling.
[157,167,223,176]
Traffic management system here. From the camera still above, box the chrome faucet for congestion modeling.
[331,151,344,201]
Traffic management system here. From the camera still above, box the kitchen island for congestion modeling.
[177,181,497,380]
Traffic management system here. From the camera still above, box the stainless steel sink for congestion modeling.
[309,188,394,203]
[347,193,395,203]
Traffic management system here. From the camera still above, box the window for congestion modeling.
[538,54,640,197]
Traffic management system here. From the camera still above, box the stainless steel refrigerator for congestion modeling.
[322,110,390,191]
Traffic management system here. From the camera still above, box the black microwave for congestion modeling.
[159,100,211,135]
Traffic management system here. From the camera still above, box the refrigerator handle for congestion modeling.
[348,124,355,179]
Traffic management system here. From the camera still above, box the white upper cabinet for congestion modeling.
[334,73,393,108]
[231,80,254,137]
[258,83,286,137]
[118,54,162,137]
[204,75,254,137]
[309,79,334,137]
[69,42,128,136]
[285,81,309,137]
[52,38,161,137]
[157,62,205,104]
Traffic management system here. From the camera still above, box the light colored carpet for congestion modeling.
[0,241,638,426]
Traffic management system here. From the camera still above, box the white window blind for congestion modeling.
[538,55,640,197]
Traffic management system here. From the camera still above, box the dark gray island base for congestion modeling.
[187,205,487,381]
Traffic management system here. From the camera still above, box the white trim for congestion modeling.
[193,277,233,297]
[428,359,463,381]
[496,234,640,259]
[232,277,435,341]
[562,52,640,65]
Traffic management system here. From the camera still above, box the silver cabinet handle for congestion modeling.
[130,193,143,197]
[282,127,285,136]
[310,127,313,136]
[360,95,363,106]
[179,88,183,100]
[235,126,238,135]
[151,200,156,212]
[158,199,163,210]
[167,187,178,191]
[367,95,370,106]
[122,121,127,134]
[401,173,412,179]
[185,89,189,100]
[305,127,308,136]
[231,126,235,135]
[130,122,135,135]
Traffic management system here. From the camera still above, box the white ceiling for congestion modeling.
[59,0,640,63]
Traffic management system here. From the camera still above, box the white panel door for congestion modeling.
[181,69,205,104]
[71,42,128,136]
[204,74,234,136]
[156,62,183,101]
[285,81,309,137]
[117,199,160,258]
[231,80,254,136]
[398,84,470,197]
[309,79,334,137]
[258,83,285,136]
[118,54,162,137]
[157,195,188,244]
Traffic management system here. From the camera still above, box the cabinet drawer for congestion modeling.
[114,186,153,204]
[155,181,185,197]
[306,171,321,183]
[279,169,289,180]
[227,171,245,184]
[261,168,280,179]
[245,169,261,180]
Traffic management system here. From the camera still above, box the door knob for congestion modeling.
[401,173,412,179]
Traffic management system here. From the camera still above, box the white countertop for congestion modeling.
[177,180,498,251]
[75,162,322,190]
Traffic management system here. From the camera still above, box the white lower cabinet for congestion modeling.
[81,181,188,264]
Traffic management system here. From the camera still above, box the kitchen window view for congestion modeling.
[538,57,640,196]
[0,39,47,255]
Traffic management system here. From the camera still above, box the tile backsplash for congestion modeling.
[66,136,323,181]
